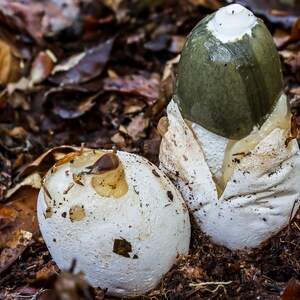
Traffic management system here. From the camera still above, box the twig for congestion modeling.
[189,281,232,287]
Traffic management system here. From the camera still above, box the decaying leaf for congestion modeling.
[44,87,100,119]
[32,261,102,300]
[0,39,22,84]
[281,278,300,300]
[103,73,160,104]
[49,39,114,85]
[16,145,81,180]
[29,51,55,86]
[0,187,39,274]
[123,113,150,141]
[0,0,80,45]
[235,0,300,28]
[0,205,18,230]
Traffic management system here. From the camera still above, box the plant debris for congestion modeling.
[0,0,300,299]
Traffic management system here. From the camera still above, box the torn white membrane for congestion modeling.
[159,99,300,250]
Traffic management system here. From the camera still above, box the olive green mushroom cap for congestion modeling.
[174,4,284,140]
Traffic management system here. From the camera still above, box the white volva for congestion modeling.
[159,100,300,250]
[37,150,190,298]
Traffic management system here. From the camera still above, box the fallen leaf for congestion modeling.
[0,153,12,200]
[0,39,22,84]
[167,35,186,53]
[0,0,80,45]
[188,0,222,10]
[0,186,39,274]
[281,278,300,300]
[0,230,33,275]
[43,86,100,119]
[103,73,160,105]
[125,113,149,141]
[235,0,300,29]
[29,51,55,86]
[0,205,18,230]
[49,39,114,85]
[16,145,80,180]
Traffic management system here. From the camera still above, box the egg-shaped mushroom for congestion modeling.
[159,4,300,250]
[37,149,190,298]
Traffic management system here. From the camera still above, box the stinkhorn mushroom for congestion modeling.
[159,4,300,250]
[37,149,190,297]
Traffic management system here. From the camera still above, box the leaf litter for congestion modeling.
[0,0,300,299]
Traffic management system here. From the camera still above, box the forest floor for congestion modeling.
[0,0,300,299]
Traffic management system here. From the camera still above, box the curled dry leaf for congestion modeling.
[0,39,22,84]
[49,38,115,85]
[16,145,80,180]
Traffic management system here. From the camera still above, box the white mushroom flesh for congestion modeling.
[38,149,190,297]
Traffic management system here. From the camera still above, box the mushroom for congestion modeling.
[37,149,190,297]
[159,4,300,250]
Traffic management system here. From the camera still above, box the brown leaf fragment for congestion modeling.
[113,238,132,258]
[0,205,18,230]
[33,260,101,300]
[285,114,298,147]
[16,146,81,180]
[125,113,150,141]
[0,0,80,45]
[0,39,22,84]
[29,51,55,86]
[0,187,39,252]
[281,278,300,300]
[0,153,12,200]
[235,0,300,29]
[49,38,114,85]
[189,0,223,10]
[103,73,160,104]
[0,229,34,275]
[167,35,185,53]
[44,87,99,119]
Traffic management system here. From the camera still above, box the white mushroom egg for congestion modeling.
[37,149,190,298]
[159,4,300,250]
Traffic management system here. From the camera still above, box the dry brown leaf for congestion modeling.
[0,205,18,230]
[29,51,55,86]
[188,0,222,10]
[103,73,160,105]
[125,114,149,141]
[16,145,80,180]
[281,278,300,300]
[49,39,114,85]
[0,187,39,274]
[0,39,22,84]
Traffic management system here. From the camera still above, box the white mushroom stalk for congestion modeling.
[37,149,190,297]
[159,4,300,250]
